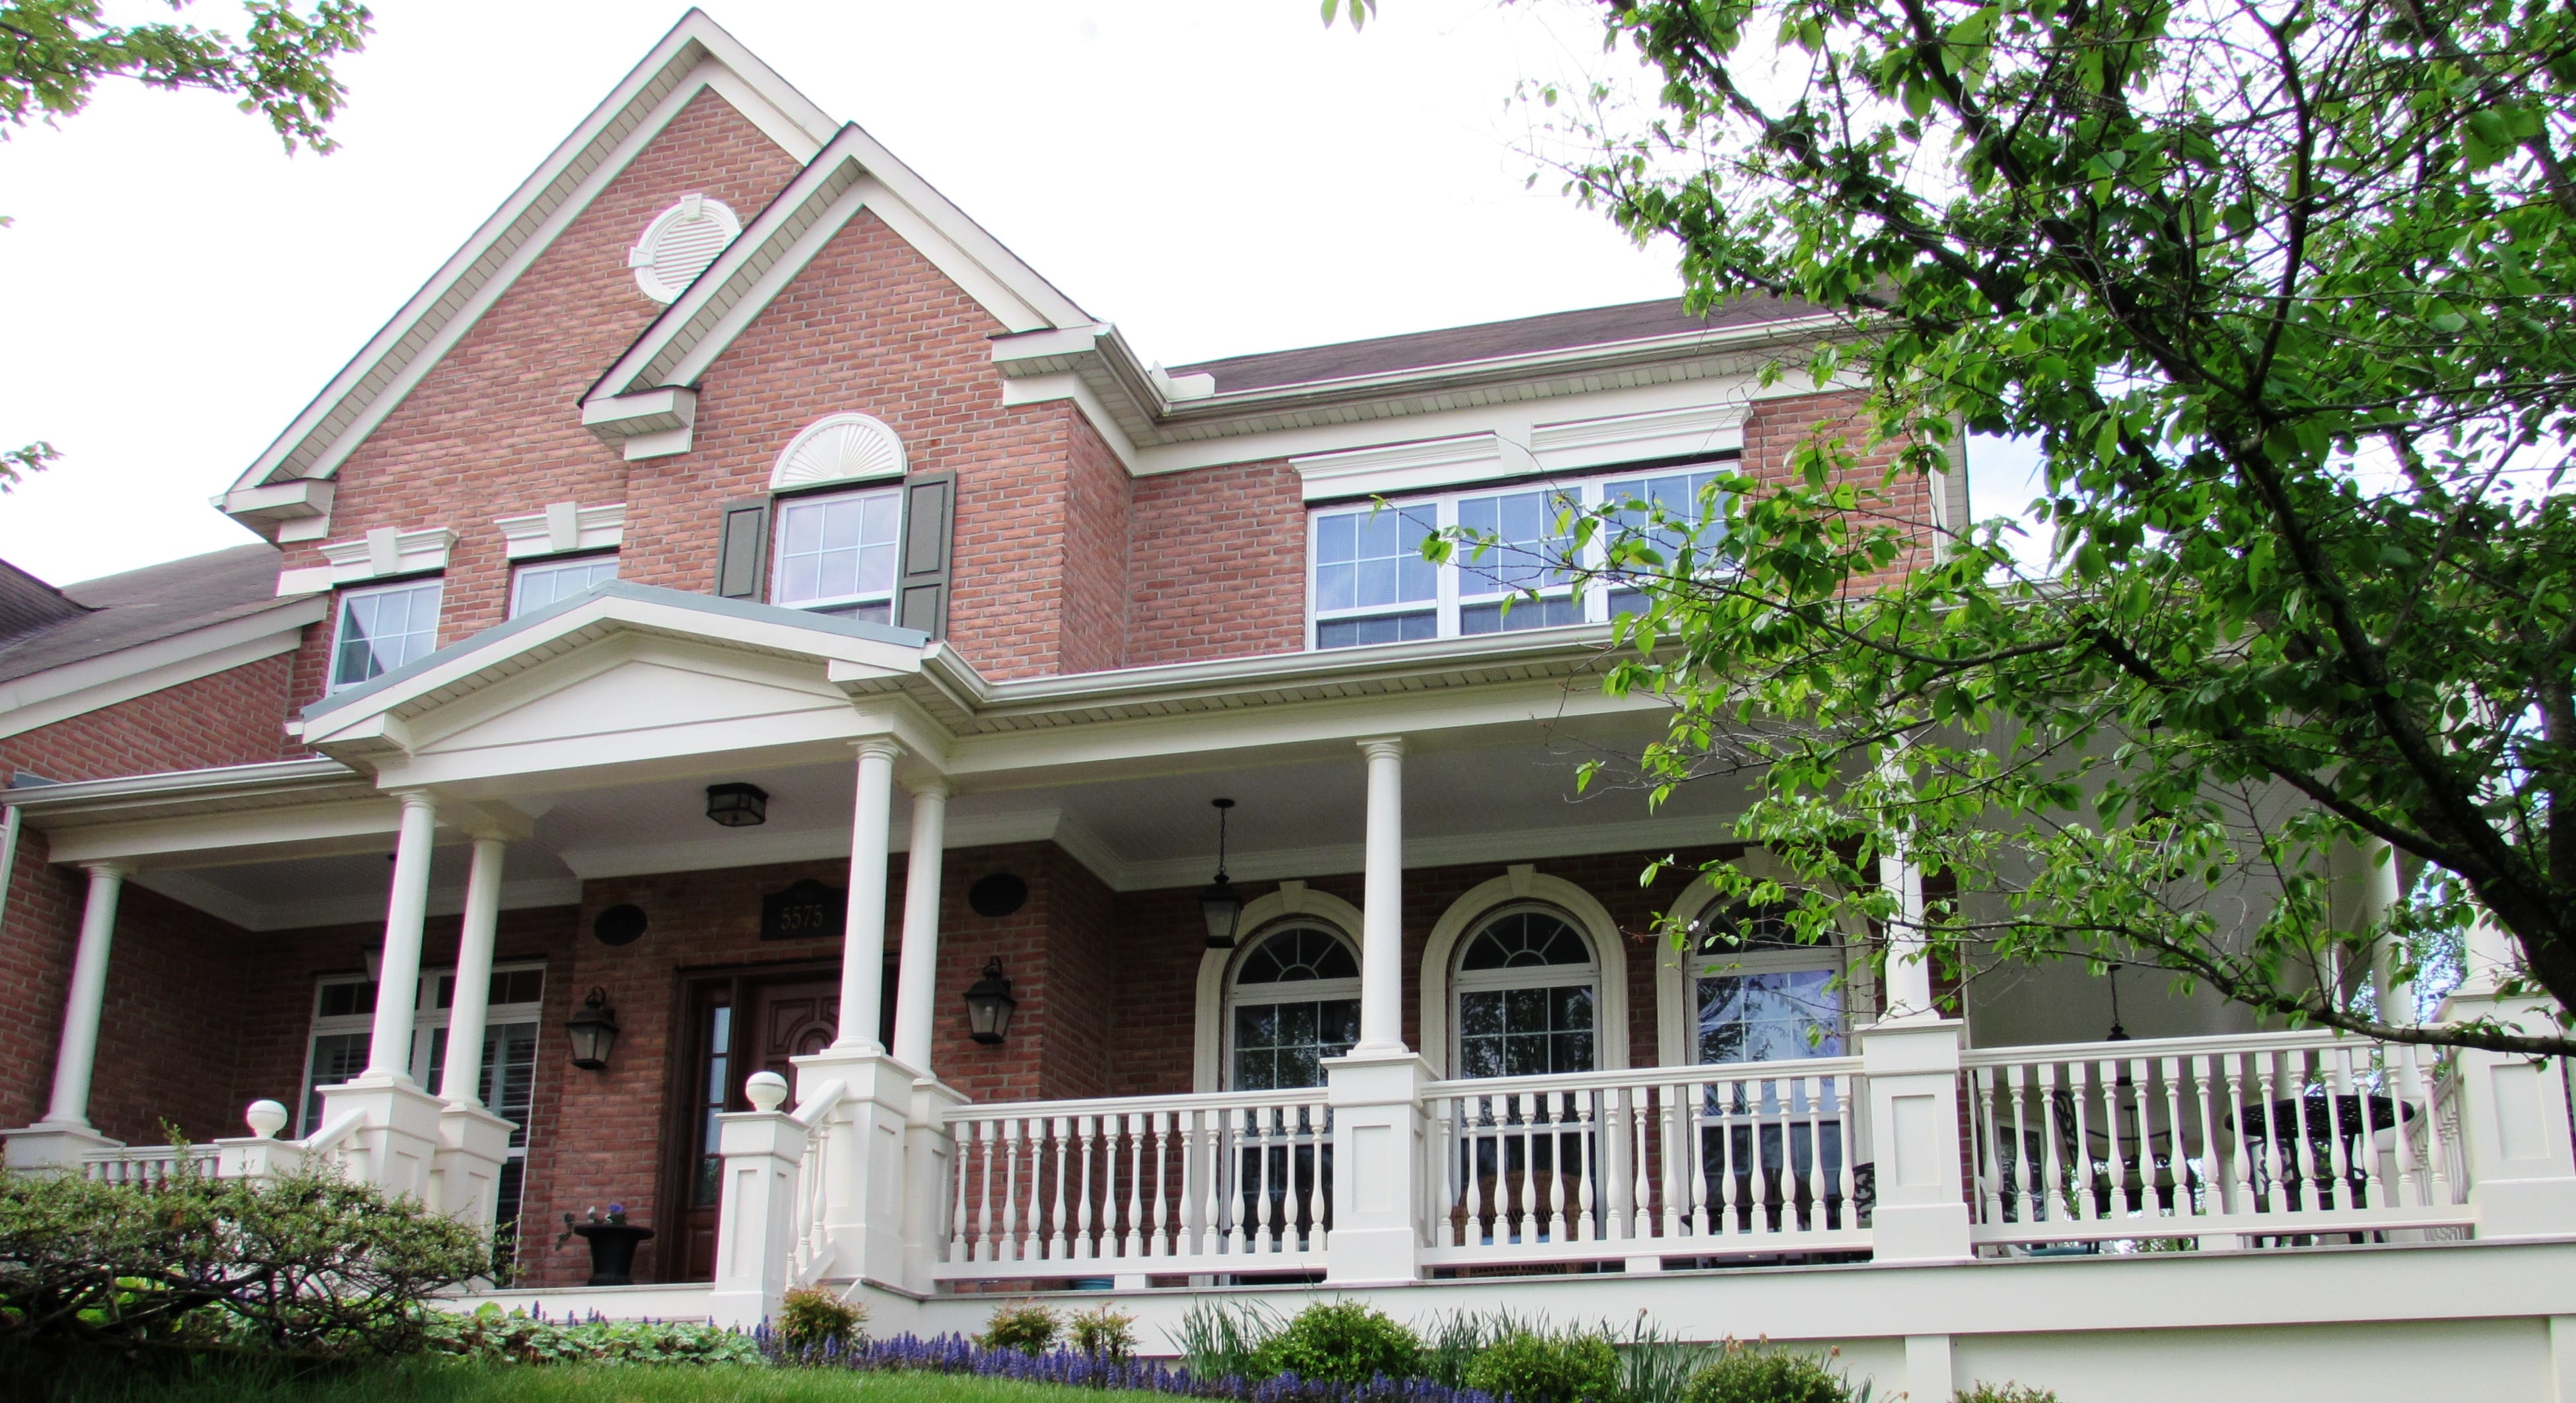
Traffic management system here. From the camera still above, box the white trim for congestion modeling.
[1417,866,1629,1080]
[770,414,907,492]
[1292,433,1537,504]
[1193,884,1369,1094]
[304,528,458,588]
[228,13,834,498]
[497,502,627,560]
[1115,813,1739,893]
[1529,401,1749,473]
[627,194,742,303]
[557,807,1080,882]
[582,388,699,460]
[133,869,581,934]
[0,599,325,740]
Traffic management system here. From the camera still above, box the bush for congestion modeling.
[979,1301,1062,1355]
[1683,1342,1860,1403]
[778,1286,868,1358]
[424,1304,762,1365]
[1174,1299,1280,1381]
[1070,1305,1138,1361]
[1255,1301,1424,1385]
[0,1151,488,1356]
[1956,1388,2058,1403]
[1464,1330,1622,1403]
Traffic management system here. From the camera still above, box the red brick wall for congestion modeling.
[1058,419,1132,675]
[1125,458,1307,667]
[1741,388,1934,591]
[0,652,295,784]
[277,90,805,710]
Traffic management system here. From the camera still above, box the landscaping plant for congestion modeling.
[777,1287,868,1359]
[1172,1299,1279,1382]
[977,1302,1061,1355]
[1463,1330,1622,1403]
[1956,1388,2058,1403]
[1683,1342,1869,1403]
[425,1305,761,1365]
[1253,1301,1423,1386]
[1068,1305,1137,1362]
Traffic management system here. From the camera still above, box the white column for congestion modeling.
[1877,838,1933,1022]
[438,837,506,1106]
[891,777,950,1072]
[42,862,131,1128]
[1356,736,1407,1054]
[366,790,438,1082]
[2464,901,2521,996]
[835,739,902,1053]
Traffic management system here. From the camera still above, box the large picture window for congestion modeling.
[1226,924,1361,1091]
[329,579,444,690]
[1306,461,1732,650]
[771,485,902,621]
[1451,907,1599,1078]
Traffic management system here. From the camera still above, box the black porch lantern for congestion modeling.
[1199,798,1243,949]
[565,986,620,1070]
[963,957,1017,1044]
[705,782,769,827]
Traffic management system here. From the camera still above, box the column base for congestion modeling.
[792,1048,924,1288]
[316,1076,447,1200]
[433,1102,515,1226]
[1,1121,120,1174]
[1324,1050,1434,1285]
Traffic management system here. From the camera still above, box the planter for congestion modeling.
[570,1222,655,1286]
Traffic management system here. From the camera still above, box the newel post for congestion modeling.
[709,1072,806,1330]
[2439,984,2576,1239]
[1323,1052,1433,1284]
[1858,1017,1974,1263]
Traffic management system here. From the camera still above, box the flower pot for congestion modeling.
[571,1222,655,1285]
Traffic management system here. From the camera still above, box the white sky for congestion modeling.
[0,0,2038,586]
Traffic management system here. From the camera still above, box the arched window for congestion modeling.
[1452,906,1599,1078]
[1689,900,1844,1064]
[1225,924,1360,1091]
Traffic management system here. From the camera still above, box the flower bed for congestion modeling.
[776,1332,1496,1403]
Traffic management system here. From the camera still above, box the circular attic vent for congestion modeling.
[627,193,740,303]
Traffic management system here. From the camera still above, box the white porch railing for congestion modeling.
[81,1142,217,1186]
[786,1079,847,1287]
[1963,1030,2472,1247]
[934,1087,1334,1281]
[1423,1060,1869,1269]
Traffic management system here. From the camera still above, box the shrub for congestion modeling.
[1070,1305,1138,1361]
[1956,1387,2058,1403]
[1464,1330,1622,1403]
[1175,1299,1280,1381]
[980,1301,1062,1355]
[779,1286,868,1358]
[1683,1342,1860,1403]
[1255,1301,1424,1385]
[424,1305,762,1365]
[0,1150,488,1356]
[1420,1309,1531,1388]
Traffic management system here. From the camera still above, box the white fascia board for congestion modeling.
[1292,432,1540,503]
[1529,399,1749,472]
[1111,812,1744,893]
[0,600,324,741]
[42,795,403,867]
[560,807,1063,881]
[581,387,697,450]
[496,502,628,559]
[215,478,335,526]
[228,15,833,499]
[6,757,359,822]
[312,526,458,586]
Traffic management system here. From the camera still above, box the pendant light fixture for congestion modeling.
[1199,798,1243,949]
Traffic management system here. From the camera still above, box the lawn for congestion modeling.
[29,1357,1181,1403]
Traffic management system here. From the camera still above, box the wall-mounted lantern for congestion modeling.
[1199,797,1242,949]
[705,782,769,827]
[565,986,621,1070]
[963,957,1017,1044]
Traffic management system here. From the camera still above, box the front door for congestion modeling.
[665,963,892,1283]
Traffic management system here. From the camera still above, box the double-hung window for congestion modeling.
[772,486,902,622]
[330,578,444,690]
[1306,458,1733,650]
[510,553,618,617]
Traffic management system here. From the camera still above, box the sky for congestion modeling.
[0,0,2042,586]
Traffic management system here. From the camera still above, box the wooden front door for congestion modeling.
[664,963,893,1283]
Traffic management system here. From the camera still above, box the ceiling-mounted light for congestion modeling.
[705,782,769,827]
[1200,798,1242,950]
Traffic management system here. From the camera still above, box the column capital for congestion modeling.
[1356,736,1407,761]
[905,775,953,801]
[853,737,905,763]
[78,860,134,882]
[389,788,439,816]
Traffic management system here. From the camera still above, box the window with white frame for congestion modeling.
[1226,924,1361,1091]
[509,553,619,617]
[302,965,545,1271]
[771,486,902,621]
[1306,460,1733,650]
[1452,907,1599,1078]
[1690,901,1844,1064]
[329,578,444,691]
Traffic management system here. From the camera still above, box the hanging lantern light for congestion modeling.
[565,986,621,1070]
[963,957,1018,1044]
[1199,798,1242,949]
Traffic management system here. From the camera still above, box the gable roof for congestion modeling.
[221,9,837,504]
[0,546,305,686]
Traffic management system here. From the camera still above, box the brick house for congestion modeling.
[4,13,2575,1399]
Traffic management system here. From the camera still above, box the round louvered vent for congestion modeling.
[627,193,740,303]
[770,413,908,491]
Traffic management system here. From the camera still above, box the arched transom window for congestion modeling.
[1226,924,1360,1091]
[1453,906,1599,1078]
[1691,900,1844,1064]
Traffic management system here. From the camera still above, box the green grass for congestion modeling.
[22,1356,1181,1403]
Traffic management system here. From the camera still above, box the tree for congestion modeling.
[1,0,372,487]
[1410,0,2576,1053]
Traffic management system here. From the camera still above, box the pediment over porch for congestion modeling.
[297,584,939,788]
